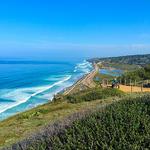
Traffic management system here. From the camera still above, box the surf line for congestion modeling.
[0,75,71,114]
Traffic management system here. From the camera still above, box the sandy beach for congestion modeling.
[64,63,99,95]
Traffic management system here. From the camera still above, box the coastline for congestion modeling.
[63,63,98,95]
[0,60,94,121]
[1,55,150,149]
[0,62,98,148]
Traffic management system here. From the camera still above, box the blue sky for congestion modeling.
[0,0,150,60]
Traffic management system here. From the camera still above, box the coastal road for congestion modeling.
[64,63,99,95]
[81,63,99,88]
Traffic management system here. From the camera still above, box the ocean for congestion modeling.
[0,59,93,120]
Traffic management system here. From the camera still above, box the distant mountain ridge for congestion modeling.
[88,54,150,66]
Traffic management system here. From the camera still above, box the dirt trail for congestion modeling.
[119,85,150,93]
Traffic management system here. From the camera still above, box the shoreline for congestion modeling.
[0,75,72,121]
[0,60,95,121]
[63,63,98,95]
[0,70,93,122]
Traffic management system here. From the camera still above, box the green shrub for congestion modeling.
[9,95,150,150]
[119,64,150,84]
[51,95,150,149]
[65,88,124,103]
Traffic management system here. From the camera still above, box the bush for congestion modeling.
[118,64,150,85]
[65,88,124,103]
[6,95,150,150]
[51,95,150,149]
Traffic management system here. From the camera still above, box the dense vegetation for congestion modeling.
[118,64,150,85]
[9,94,150,150]
[51,95,150,150]
[0,87,123,149]
[0,98,106,149]
[64,88,124,103]
[88,54,150,66]
[102,62,138,71]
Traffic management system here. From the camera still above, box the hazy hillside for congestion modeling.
[88,54,150,66]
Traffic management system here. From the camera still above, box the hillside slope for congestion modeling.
[0,88,123,149]
[5,94,150,150]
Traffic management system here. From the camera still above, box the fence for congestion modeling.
[101,79,150,93]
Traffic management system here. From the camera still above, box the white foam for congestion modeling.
[0,60,93,116]
[73,69,77,72]
[44,74,68,81]
[0,75,71,114]
[74,60,93,74]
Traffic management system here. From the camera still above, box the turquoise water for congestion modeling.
[0,60,92,120]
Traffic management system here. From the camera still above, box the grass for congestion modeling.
[21,94,150,150]
[0,94,120,149]
[93,72,114,85]
[64,88,124,103]
[102,62,139,71]
[0,85,148,150]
